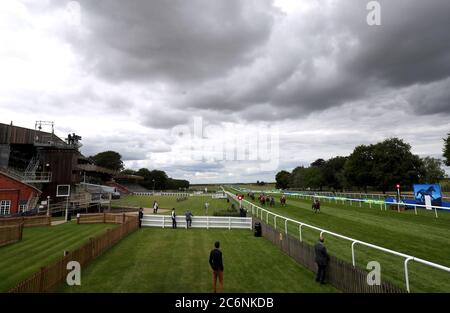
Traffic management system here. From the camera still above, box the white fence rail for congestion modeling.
[230,186,450,218]
[141,214,252,230]
[224,189,450,293]
[132,192,217,197]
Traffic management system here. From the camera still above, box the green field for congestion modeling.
[112,195,232,216]
[225,187,450,292]
[0,222,111,292]
[61,228,337,293]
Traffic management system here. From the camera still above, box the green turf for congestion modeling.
[225,187,450,292]
[60,228,337,293]
[112,195,233,216]
[0,222,111,292]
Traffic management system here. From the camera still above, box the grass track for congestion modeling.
[61,228,337,293]
[228,189,450,292]
[112,195,231,216]
[0,222,111,292]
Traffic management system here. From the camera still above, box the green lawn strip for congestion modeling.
[232,191,450,292]
[61,228,337,293]
[0,223,111,291]
[112,196,232,216]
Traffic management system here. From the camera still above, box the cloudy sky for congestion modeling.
[1,0,449,183]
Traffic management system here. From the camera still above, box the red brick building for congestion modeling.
[0,171,41,216]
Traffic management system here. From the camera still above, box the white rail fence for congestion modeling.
[230,186,450,218]
[132,192,217,197]
[224,189,450,293]
[141,214,252,230]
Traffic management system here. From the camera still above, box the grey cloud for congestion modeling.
[405,78,450,115]
[176,0,450,120]
[55,0,278,85]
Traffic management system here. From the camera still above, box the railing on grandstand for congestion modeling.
[223,188,450,293]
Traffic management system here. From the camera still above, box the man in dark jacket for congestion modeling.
[138,207,144,228]
[171,208,177,229]
[209,241,224,293]
[314,235,330,284]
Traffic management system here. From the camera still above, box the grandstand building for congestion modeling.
[0,121,121,216]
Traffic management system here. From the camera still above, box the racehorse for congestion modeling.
[280,195,286,207]
[416,186,436,202]
[312,199,320,213]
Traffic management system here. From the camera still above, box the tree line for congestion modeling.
[276,135,450,192]
[88,150,190,190]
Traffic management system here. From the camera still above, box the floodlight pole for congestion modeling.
[65,196,69,222]
[396,185,401,212]
[46,196,50,217]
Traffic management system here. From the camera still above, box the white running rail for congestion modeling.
[141,214,252,230]
[230,186,450,218]
[224,188,450,293]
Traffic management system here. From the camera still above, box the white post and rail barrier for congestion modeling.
[229,186,449,218]
[224,189,450,293]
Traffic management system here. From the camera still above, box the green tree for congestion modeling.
[371,138,423,192]
[444,133,450,166]
[275,170,291,189]
[289,166,306,189]
[311,158,326,168]
[301,167,326,190]
[420,157,446,183]
[120,169,137,175]
[90,151,124,171]
[344,145,375,192]
[323,156,348,190]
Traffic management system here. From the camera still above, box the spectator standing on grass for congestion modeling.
[138,207,144,228]
[209,241,224,293]
[171,208,177,229]
[204,201,209,215]
[314,235,330,284]
[185,210,193,228]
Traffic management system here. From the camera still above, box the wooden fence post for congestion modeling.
[89,237,94,260]
[103,213,106,224]
[19,223,24,241]
[38,267,45,292]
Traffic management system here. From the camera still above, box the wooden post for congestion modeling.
[89,237,94,260]
[122,213,126,224]
[38,267,45,292]
[18,223,24,241]
[103,212,106,224]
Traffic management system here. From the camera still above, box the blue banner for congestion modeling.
[413,184,442,206]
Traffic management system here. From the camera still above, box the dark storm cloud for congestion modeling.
[406,78,450,115]
[44,0,450,124]
[55,0,278,84]
[175,0,450,118]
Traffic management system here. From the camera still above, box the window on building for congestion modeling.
[19,204,28,213]
[0,200,11,215]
